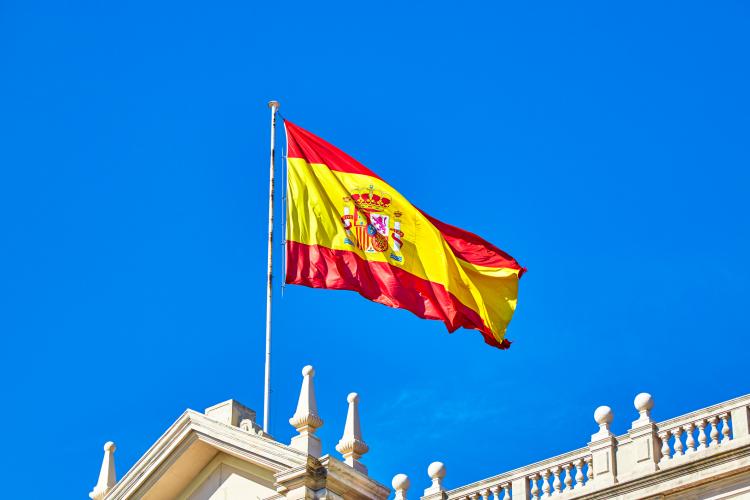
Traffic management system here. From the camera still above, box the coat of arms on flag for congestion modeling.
[341,185,404,262]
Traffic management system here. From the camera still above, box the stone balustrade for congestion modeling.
[527,450,593,499]
[431,447,594,500]
[655,398,735,463]
[420,392,750,500]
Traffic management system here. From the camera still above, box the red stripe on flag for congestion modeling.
[285,120,382,179]
[286,240,511,349]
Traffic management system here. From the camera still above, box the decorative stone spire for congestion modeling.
[335,392,369,474]
[424,461,446,496]
[392,473,410,500]
[89,441,116,500]
[289,365,324,457]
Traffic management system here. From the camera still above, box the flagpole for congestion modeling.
[264,100,280,434]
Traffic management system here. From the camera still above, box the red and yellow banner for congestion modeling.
[284,120,524,348]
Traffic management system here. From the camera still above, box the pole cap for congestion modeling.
[268,100,280,109]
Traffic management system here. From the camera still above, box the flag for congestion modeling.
[283,120,525,349]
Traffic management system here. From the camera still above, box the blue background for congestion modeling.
[1,1,748,498]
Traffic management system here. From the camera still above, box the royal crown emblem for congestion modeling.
[349,191,391,211]
[341,185,404,262]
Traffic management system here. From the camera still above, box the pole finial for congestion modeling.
[268,100,280,110]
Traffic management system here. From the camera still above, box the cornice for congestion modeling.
[320,455,390,499]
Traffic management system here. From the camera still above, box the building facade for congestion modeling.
[90,366,750,500]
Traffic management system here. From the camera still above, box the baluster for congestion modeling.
[684,422,696,453]
[563,463,573,492]
[542,469,552,498]
[696,419,708,450]
[672,427,684,456]
[502,483,511,500]
[490,485,500,500]
[585,456,594,483]
[709,415,720,447]
[480,489,490,500]
[552,466,562,495]
[469,493,479,500]
[574,459,584,489]
[659,430,671,461]
[720,413,731,444]
[530,474,540,500]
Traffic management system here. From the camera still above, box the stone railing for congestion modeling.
[655,397,735,463]
[431,446,595,500]
[394,392,750,500]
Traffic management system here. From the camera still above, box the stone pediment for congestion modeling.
[106,404,308,499]
[90,368,391,500]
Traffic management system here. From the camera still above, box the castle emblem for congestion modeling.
[341,185,404,263]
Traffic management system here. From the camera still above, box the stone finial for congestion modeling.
[335,392,369,474]
[392,473,410,500]
[632,392,654,427]
[591,405,614,440]
[89,441,117,500]
[289,365,324,457]
[424,461,446,495]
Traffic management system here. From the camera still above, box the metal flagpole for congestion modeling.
[264,100,280,433]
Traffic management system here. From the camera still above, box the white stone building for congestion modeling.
[90,366,750,500]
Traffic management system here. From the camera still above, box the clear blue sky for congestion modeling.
[2,1,749,498]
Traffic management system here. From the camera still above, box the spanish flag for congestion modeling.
[284,120,524,349]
